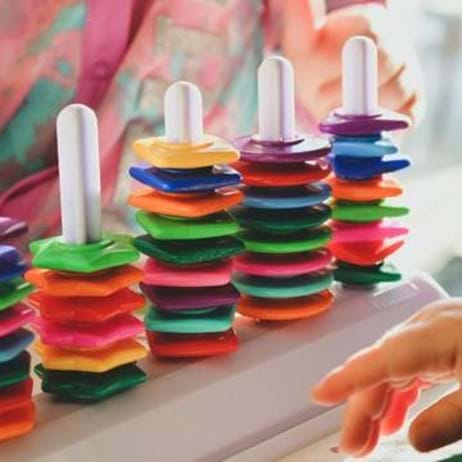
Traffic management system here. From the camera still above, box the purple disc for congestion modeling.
[140,282,240,311]
[0,217,27,243]
[319,109,410,136]
[233,135,331,164]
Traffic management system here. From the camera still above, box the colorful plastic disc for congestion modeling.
[329,177,403,202]
[238,227,332,254]
[330,240,405,266]
[233,272,333,299]
[331,220,408,244]
[30,234,139,274]
[234,249,333,277]
[233,135,331,163]
[136,210,239,240]
[0,352,31,388]
[0,218,27,243]
[133,135,239,169]
[334,261,402,285]
[35,339,148,373]
[0,378,33,413]
[35,363,147,402]
[0,304,35,338]
[128,187,243,218]
[147,329,238,358]
[242,183,330,209]
[238,290,333,321]
[320,110,411,136]
[134,235,244,265]
[28,288,145,323]
[143,258,232,288]
[234,161,331,187]
[0,278,33,312]
[25,265,143,297]
[145,305,235,334]
[330,135,398,157]
[0,401,35,442]
[140,283,240,311]
[331,154,410,180]
[0,329,34,363]
[35,315,144,350]
[332,202,409,222]
[129,165,241,193]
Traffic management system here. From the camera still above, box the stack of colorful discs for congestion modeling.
[231,56,334,321]
[320,36,411,286]
[128,81,244,358]
[0,217,35,441]
[25,104,148,402]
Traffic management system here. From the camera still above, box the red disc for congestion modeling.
[146,329,238,358]
[234,161,331,187]
[330,240,404,266]
[0,379,33,413]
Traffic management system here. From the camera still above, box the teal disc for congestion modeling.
[233,272,333,298]
[145,305,235,334]
[334,261,402,285]
[0,351,31,388]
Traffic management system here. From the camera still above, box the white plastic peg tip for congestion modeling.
[258,56,296,142]
[342,36,379,116]
[164,81,203,144]
[57,104,102,245]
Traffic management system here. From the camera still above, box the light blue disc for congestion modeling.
[332,135,398,158]
[0,328,34,363]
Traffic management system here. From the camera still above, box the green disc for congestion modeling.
[230,204,330,233]
[332,201,409,222]
[0,351,31,388]
[35,363,147,402]
[136,210,239,240]
[134,235,245,265]
[30,233,139,273]
[238,226,331,254]
[145,305,235,334]
[334,261,402,285]
[0,278,33,312]
[233,272,333,298]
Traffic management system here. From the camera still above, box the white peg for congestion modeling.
[164,81,203,144]
[342,36,379,116]
[258,56,296,142]
[57,104,102,245]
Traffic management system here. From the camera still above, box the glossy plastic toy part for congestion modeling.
[335,261,401,285]
[331,202,409,222]
[328,177,403,202]
[0,352,31,388]
[0,329,34,363]
[0,218,28,243]
[0,304,35,338]
[0,401,35,442]
[0,279,33,312]
[331,220,408,244]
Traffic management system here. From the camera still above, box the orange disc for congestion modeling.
[237,290,334,321]
[29,288,145,323]
[330,240,404,266]
[128,187,243,218]
[234,161,331,187]
[328,177,402,202]
[0,401,35,442]
[0,379,33,413]
[25,265,143,297]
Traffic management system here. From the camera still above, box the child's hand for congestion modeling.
[280,2,424,124]
[311,299,462,457]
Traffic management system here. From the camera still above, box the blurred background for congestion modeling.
[388,0,462,296]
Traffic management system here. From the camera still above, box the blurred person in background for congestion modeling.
[0,0,423,241]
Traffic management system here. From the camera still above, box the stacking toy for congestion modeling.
[26,104,147,402]
[320,36,411,286]
[128,82,244,358]
[0,218,35,441]
[231,56,334,321]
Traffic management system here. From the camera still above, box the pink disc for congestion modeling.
[143,258,233,287]
[233,249,333,277]
[34,314,144,350]
[331,220,408,244]
[0,303,35,338]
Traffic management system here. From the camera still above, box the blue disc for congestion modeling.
[0,328,34,363]
[129,165,241,193]
[243,183,330,209]
[0,262,26,283]
[0,245,22,266]
[332,135,398,158]
[331,154,411,180]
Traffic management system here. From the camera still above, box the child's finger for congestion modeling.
[409,388,462,452]
[339,384,392,455]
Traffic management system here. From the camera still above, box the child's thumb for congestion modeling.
[409,387,462,452]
